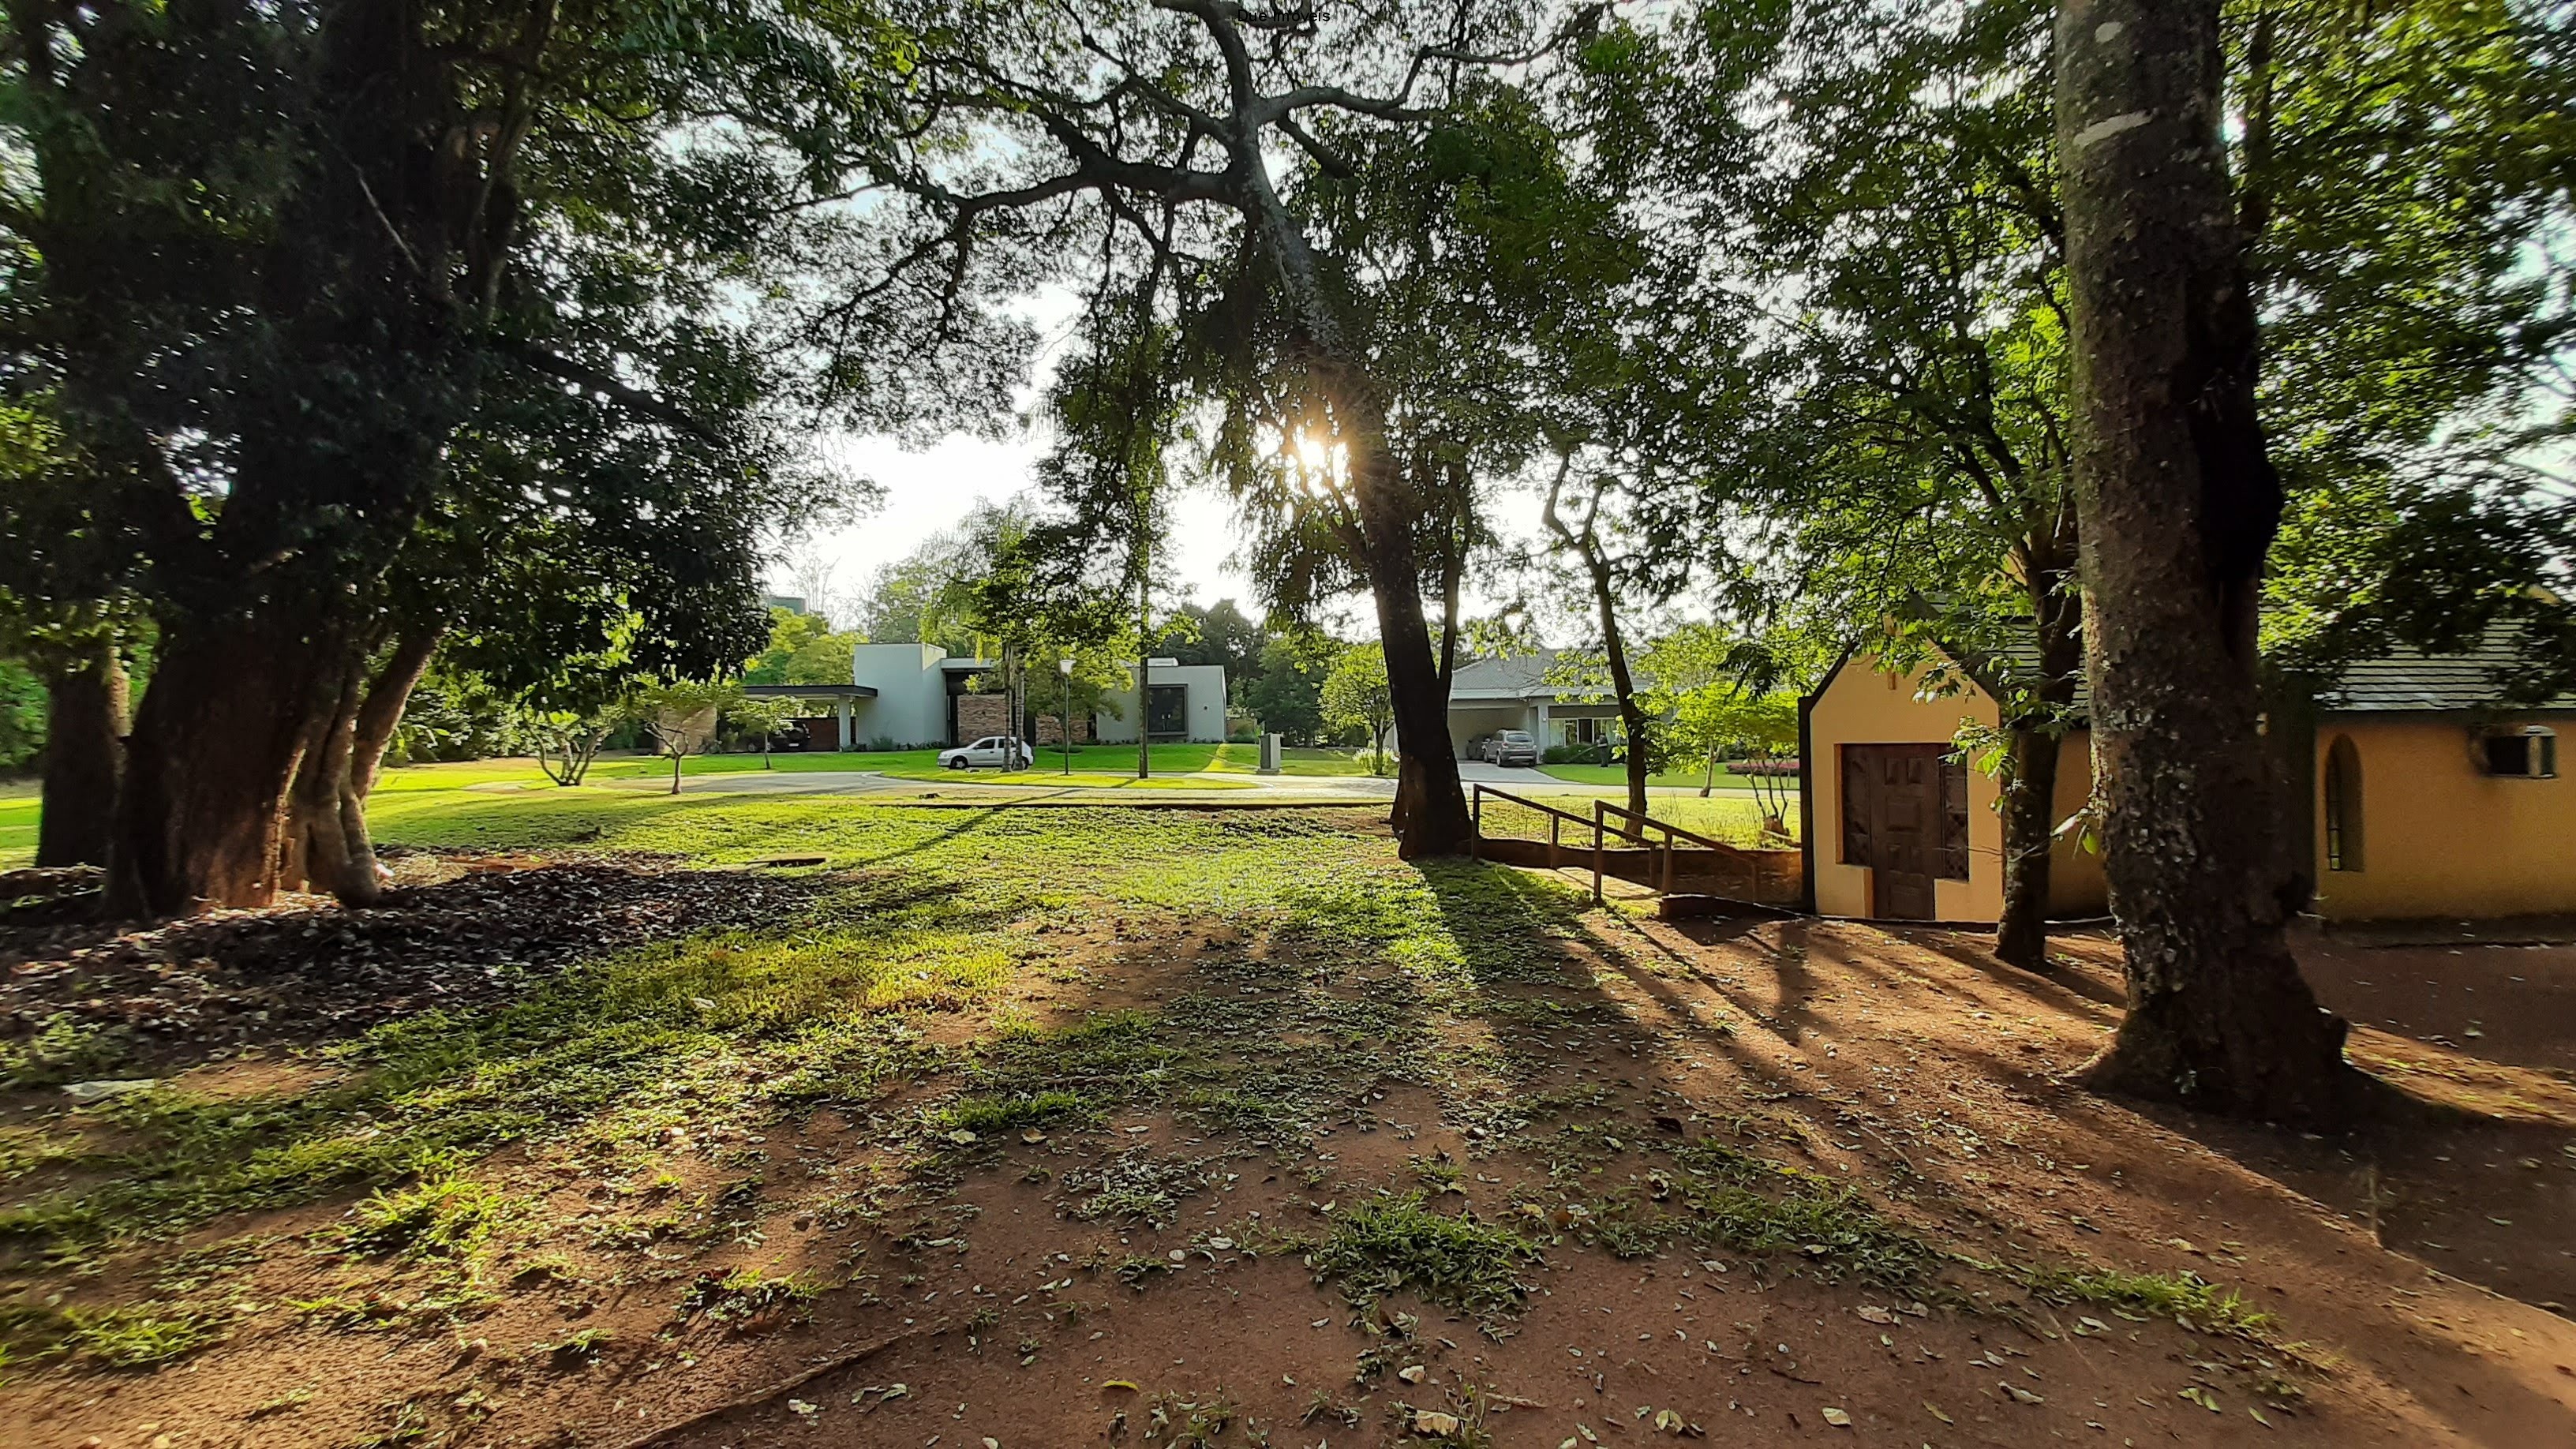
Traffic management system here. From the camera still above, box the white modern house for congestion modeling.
[1095,658,1229,744]
[840,643,1228,748]
[843,642,959,747]
[1443,649,1626,756]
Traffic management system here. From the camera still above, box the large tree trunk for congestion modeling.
[284,630,437,904]
[109,614,335,917]
[1993,715,2063,969]
[2056,0,2351,1123]
[1994,538,2083,971]
[279,657,365,898]
[1241,169,1471,858]
[1356,441,1473,859]
[35,639,128,869]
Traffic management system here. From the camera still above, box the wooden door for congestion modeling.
[1844,744,1946,919]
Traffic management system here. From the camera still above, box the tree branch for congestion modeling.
[498,343,721,444]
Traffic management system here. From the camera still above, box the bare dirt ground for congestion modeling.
[6,841,2574,1449]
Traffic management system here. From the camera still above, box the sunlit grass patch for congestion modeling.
[1481,791,1795,847]
[0,788,39,871]
[1300,1191,1541,1316]
[0,874,1034,1250]
[929,1088,1092,1138]
[344,1167,511,1260]
[2016,1264,2278,1340]
[871,768,1255,789]
[678,1265,822,1327]
[0,1302,229,1370]
[0,1012,136,1088]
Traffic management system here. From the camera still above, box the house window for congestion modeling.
[2323,735,2361,872]
[1557,715,1613,747]
[2479,725,2558,779]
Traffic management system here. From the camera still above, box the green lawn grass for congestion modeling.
[1536,761,1795,791]
[1477,790,1799,847]
[374,741,1382,791]
[1,798,1586,1260]
[871,768,1252,789]
[0,783,37,870]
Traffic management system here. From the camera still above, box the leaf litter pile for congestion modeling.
[0,806,2570,1448]
[1,852,823,1080]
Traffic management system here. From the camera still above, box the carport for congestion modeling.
[740,684,878,751]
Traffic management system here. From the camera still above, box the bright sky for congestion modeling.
[773,414,1552,642]
[776,425,1236,620]
[766,284,1567,638]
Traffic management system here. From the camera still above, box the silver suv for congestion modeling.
[1481,729,1539,767]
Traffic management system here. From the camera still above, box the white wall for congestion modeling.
[1095,663,1229,743]
[848,642,950,747]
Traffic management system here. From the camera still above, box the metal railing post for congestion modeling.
[1548,813,1559,870]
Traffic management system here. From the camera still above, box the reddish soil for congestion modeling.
[8,874,2576,1449]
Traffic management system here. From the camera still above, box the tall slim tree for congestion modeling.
[2054,0,2352,1121]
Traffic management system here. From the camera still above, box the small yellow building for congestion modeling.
[1800,641,2575,925]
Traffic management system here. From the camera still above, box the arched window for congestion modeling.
[2323,735,2362,873]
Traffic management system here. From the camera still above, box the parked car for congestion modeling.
[1480,729,1540,767]
[938,736,1032,769]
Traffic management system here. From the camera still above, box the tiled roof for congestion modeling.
[2316,635,2576,713]
[1982,641,2091,714]
[1953,627,2573,717]
[1448,650,1566,700]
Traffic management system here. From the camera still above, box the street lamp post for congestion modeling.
[1059,657,1075,776]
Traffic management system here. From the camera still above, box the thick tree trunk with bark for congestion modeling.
[36,640,127,869]
[1993,717,2063,968]
[284,631,437,904]
[1994,541,2083,970]
[110,614,335,917]
[1243,169,1470,858]
[2056,0,2352,1123]
[1351,439,1473,859]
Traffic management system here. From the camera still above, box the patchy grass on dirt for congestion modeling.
[2,792,2570,1448]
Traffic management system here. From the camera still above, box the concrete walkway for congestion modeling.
[598,766,1395,802]
[595,760,1791,804]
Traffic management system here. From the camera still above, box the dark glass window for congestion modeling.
[2323,736,2361,872]
[2481,728,2559,779]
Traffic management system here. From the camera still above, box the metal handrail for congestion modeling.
[1469,782,1598,833]
[1592,799,1779,902]
[1470,781,1786,906]
[1587,799,1765,863]
[1468,782,1607,897]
